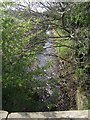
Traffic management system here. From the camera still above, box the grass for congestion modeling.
[54,28,73,59]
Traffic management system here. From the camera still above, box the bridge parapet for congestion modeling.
[1,110,89,120]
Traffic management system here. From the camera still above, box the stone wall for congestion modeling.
[0,110,90,120]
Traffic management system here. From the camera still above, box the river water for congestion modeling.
[36,30,60,80]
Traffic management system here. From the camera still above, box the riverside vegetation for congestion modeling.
[1,1,90,112]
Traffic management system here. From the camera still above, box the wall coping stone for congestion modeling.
[8,110,90,119]
[0,110,8,120]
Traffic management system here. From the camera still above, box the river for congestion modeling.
[36,30,60,80]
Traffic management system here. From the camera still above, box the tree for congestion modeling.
[2,1,90,111]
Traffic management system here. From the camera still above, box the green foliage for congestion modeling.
[2,1,90,111]
[2,3,47,112]
[54,29,73,59]
[54,3,90,109]
[2,2,59,112]
[65,2,90,27]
